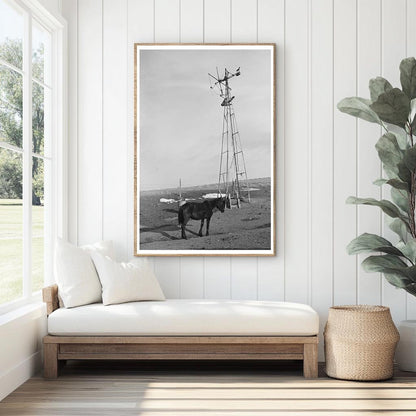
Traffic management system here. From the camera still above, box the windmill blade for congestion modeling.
[208,73,219,82]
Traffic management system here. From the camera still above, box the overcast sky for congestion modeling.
[139,47,272,191]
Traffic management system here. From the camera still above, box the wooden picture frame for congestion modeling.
[134,44,276,256]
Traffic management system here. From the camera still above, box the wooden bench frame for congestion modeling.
[42,285,319,379]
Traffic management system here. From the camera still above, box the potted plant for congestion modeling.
[338,57,416,372]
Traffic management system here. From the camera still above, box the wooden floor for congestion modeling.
[1,360,416,415]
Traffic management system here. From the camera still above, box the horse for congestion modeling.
[178,198,226,240]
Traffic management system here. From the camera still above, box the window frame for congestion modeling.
[0,0,67,315]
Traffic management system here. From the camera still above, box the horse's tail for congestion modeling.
[178,207,184,225]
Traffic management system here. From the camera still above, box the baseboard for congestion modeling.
[0,350,42,401]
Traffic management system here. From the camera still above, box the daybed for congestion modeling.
[42,285,320,379]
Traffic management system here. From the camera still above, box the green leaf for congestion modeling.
[403,146,416,172]
[401,265,416,282]
[395,130,410,150]
[400,57,416,100]
[383,272,412,288]
[373,178,409,192]
[370,88,410,128]
[346,196,407,219]
[410,98,416,124]
[361,255,415,288]
[347,233,403,256]
[362,254,408,272]
[387,178,410,191]
[391,187,409,213]
[337,97,382,125]
[375,132,404,173]
[369,77,393,102]
[398,161,412,185]
[397,240,416,263]
[373,178,388,186]
[404,282,416,296]
[389,217,409,241]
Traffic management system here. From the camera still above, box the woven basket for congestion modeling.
[324,305,399,381]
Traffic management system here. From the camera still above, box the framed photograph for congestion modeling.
[134,44,275,256]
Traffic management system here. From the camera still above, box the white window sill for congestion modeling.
[0,298,45,327]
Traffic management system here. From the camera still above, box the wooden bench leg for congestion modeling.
[44,343,59,379]
[303,343,318,379]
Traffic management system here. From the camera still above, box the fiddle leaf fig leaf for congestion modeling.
[412,113,416,133]
[398,161,412,185]
[404,283,416,296]
[383,271,412,288]
[389,217,410,241]
[375,132,404,173]
[361,255,416,288]
[410,98,416,124]
[397,240,416,264]
[369,77,393,102]
[391,187,409,213]
[362,254,408,272]
[337,97,382,125]
[347,233,403,256]
[400,57,416,100]
[373,178,410,191]
[403,146,416,172]
[370,88,410,128]
[387,178,410,191]
[346,196,407,220]
[395,130,410,150]
[373,178,388,186]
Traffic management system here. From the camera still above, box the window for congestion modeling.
[0,0,66,311]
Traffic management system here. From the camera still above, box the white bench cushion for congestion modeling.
[48,299,319,336]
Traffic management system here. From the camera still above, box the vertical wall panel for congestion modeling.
[61,0,77,245]
[77,0,103,245]
[231,258,258,299]
[231,0,257,42]
[155,0,180,42]
[103,0,128,260]
[381,0,407,322]
[356,0,382,305]
[204,0,231,42]
[154,258,181,298]
[229,0,258,300]
[257,0,285,301]
[181,258,204,298]
[333,0,357,305]
[284,0,309,304]
[310,0,333,360]
[127,0,154,261]
[203,0,232,299]
[179,0,205,298]
[180,0,203,42]
[205,258,231,298]
[152,0,182,297]
[407,0,416,319]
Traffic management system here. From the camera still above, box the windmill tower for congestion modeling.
[209,67,250,208]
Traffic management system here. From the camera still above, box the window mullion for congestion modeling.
[22,11,32,298]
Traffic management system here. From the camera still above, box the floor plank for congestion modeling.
[1,361,416,415]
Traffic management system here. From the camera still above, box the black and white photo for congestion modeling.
[134,44,275,256]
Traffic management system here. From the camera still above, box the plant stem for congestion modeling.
[409,123,416,238]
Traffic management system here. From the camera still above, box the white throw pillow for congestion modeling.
[81,240,115,259]
[90,253,165,306]
[54,239,114,308]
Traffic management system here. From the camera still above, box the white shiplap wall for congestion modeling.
[61,0,416,356]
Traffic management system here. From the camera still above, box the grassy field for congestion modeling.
[0,199,44,305]
[139,178,272,251]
